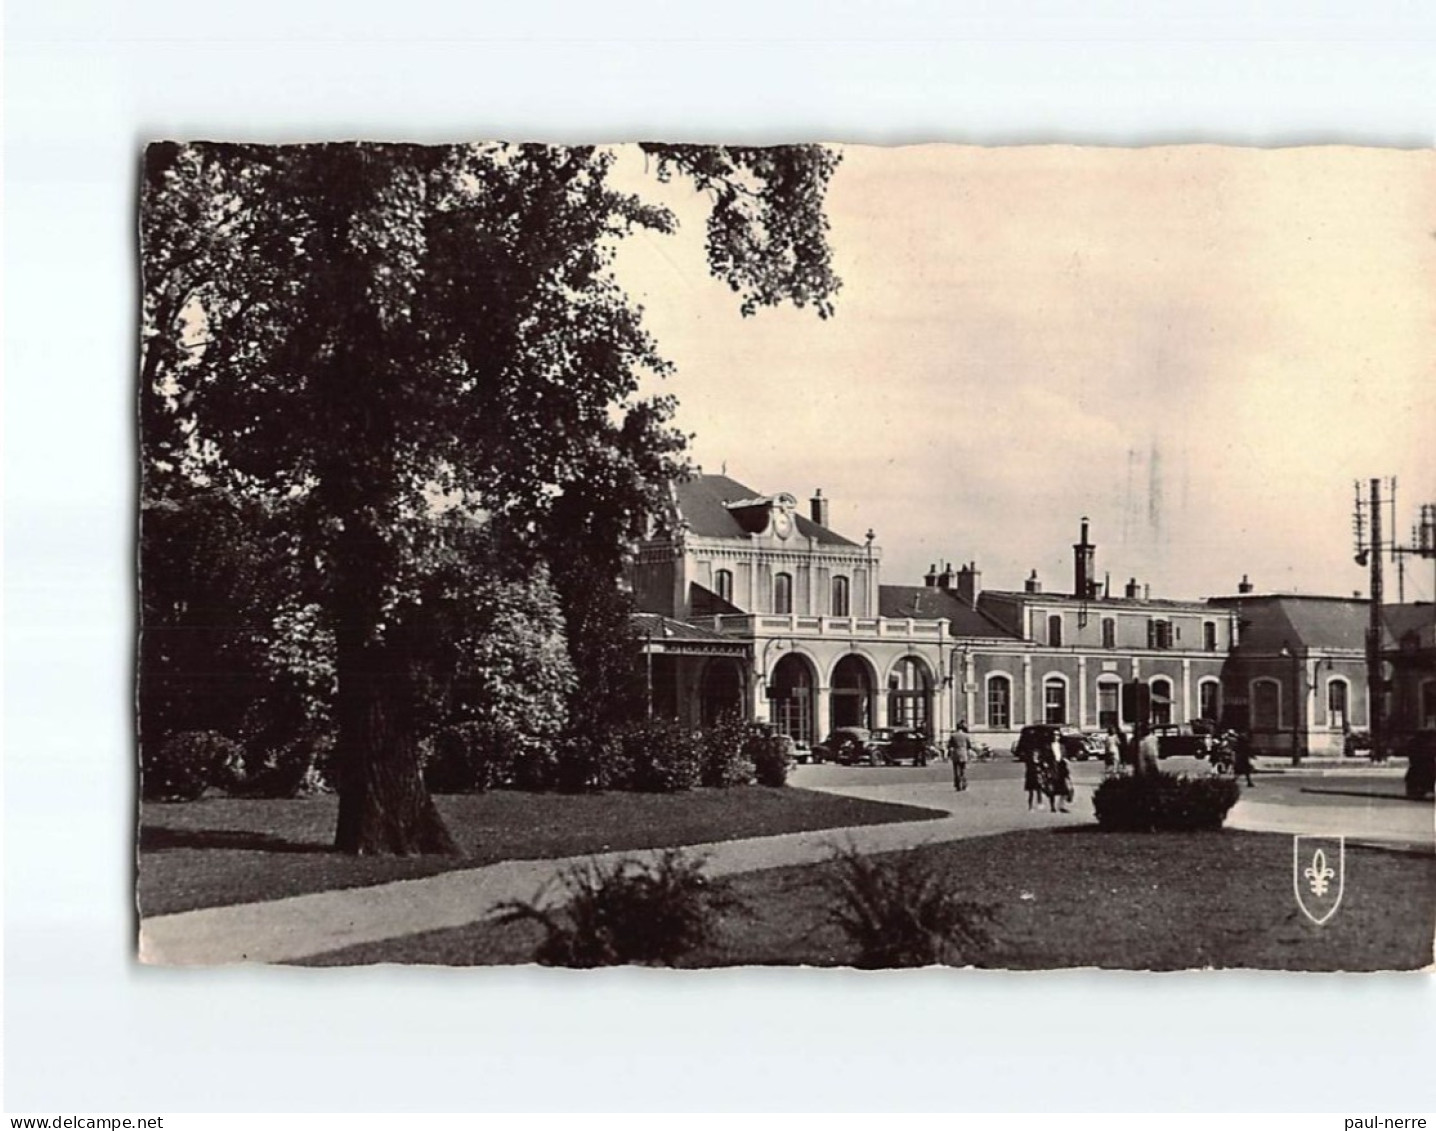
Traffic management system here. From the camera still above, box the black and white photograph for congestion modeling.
[8,0,1436,1118]
[135,140,1435,971]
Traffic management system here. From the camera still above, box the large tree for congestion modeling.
[139,141,840,854]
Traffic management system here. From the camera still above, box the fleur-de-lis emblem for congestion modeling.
[1293,836,1345,925]
[1303,848,1335,897]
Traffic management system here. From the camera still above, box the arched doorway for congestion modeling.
[830,654,875,730]
[770,653,816,746]
[888,655,934,733]
[700,659,746,727]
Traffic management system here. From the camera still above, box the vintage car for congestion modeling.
[878,727,936,766]
[1404,730,1436,800]
[811,726,877,766]
[1011,724,1091,761]
[1151,722,1215,759]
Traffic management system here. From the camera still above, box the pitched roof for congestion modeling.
[1210,594,1435,653]
[878,585,1021,640]
[632,612,749,652]
[673,474,858,546]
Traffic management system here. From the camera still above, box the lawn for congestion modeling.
[138,786,946,916]
[298,828,1436,971]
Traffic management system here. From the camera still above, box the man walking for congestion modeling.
[948,721,973,792]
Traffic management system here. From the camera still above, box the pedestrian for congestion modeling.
[1233,730,1256,787]
[1102,725,1122,774]
[948,721,973,792]
[1049,745,1073,812]
[1022,739,1043,810]
[1134,724,1161,776]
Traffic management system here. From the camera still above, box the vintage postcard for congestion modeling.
[136,142,1436,969]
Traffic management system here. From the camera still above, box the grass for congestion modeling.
[298,828,1436,971]
[137,786,946,917]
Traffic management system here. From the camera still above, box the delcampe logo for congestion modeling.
[1294,835,1345,925]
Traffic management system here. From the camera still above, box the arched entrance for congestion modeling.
[769,653,816,746]
[888,655,934,733]
[700,659,746,726]
[830,654,875,730]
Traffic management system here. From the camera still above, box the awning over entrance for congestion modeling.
[634,613,752,659]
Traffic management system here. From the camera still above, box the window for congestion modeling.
[1101,617,1116,649]
[1423,680,1436,729]
[714,569,733,604]
[1150,677,1173,726]
[831,575,850,617]
[1203,621,1218,652]
[1327,679,1349,730]
[1043,676,1067,724]
[1097,680,1120,729]
[1252,678,1281,729]
[773,572,792,615]
[986,675,1011,730]
[1147,618,1173,649]
[1199,679,1221,723]
[1047,614,1063,647]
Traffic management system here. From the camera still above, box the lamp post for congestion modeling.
[1280,641,1303,766]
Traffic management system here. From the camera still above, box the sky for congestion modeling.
[614,144,1436,604]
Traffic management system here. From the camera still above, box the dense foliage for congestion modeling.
[1092,772,1242,832]
[140,141,840,853]
[827,846,995,968]
[143,730,245,802]
[495,849,743,966]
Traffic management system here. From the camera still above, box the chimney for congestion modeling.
[1025,569,1042,594]
[810,488,829,528]
[956,561,981,607]
[1125,577,1141,599]
[1073,516,1095,601]
[1238,574,1254,595]
[924,563,940,588]
[938,560,957,590]
[1104,571,1111,599]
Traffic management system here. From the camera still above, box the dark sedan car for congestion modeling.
[811,727,876,766]
[880,728,936,766]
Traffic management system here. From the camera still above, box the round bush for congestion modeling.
[747,730,793,788]
[701,716,756,788]
[144,730,243,801]
[606,718,704,792]
[1093,771,1241,832]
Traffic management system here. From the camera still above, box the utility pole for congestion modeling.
[1356,481,1436,762]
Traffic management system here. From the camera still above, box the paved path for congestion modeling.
[138,772,1080,966]
[139,763,1432,966]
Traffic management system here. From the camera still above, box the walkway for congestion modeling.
[138,772,1077,966]
[138,764,1432,966]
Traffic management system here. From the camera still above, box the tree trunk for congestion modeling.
[330,549,459,856]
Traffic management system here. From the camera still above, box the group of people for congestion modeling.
[940,719,1257,813]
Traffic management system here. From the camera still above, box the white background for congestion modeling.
[6,0,1435,1113]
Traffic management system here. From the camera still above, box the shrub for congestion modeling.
[236,732,336,798]
[143,730,243,801]
[1092,771,1241,832]
[602,718,704,792]
[495,850,744,966]
[423,721,517,793]
[746,729,793,788]
[701,715,756,788]
[827,845,995,968]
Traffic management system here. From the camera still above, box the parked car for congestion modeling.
[881,727,936,766]
[1404,730,1435,800]
[811,726,876,766]
[1011,724,1090,761]
[1150,723,1214,759]
[867,727,896,762]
